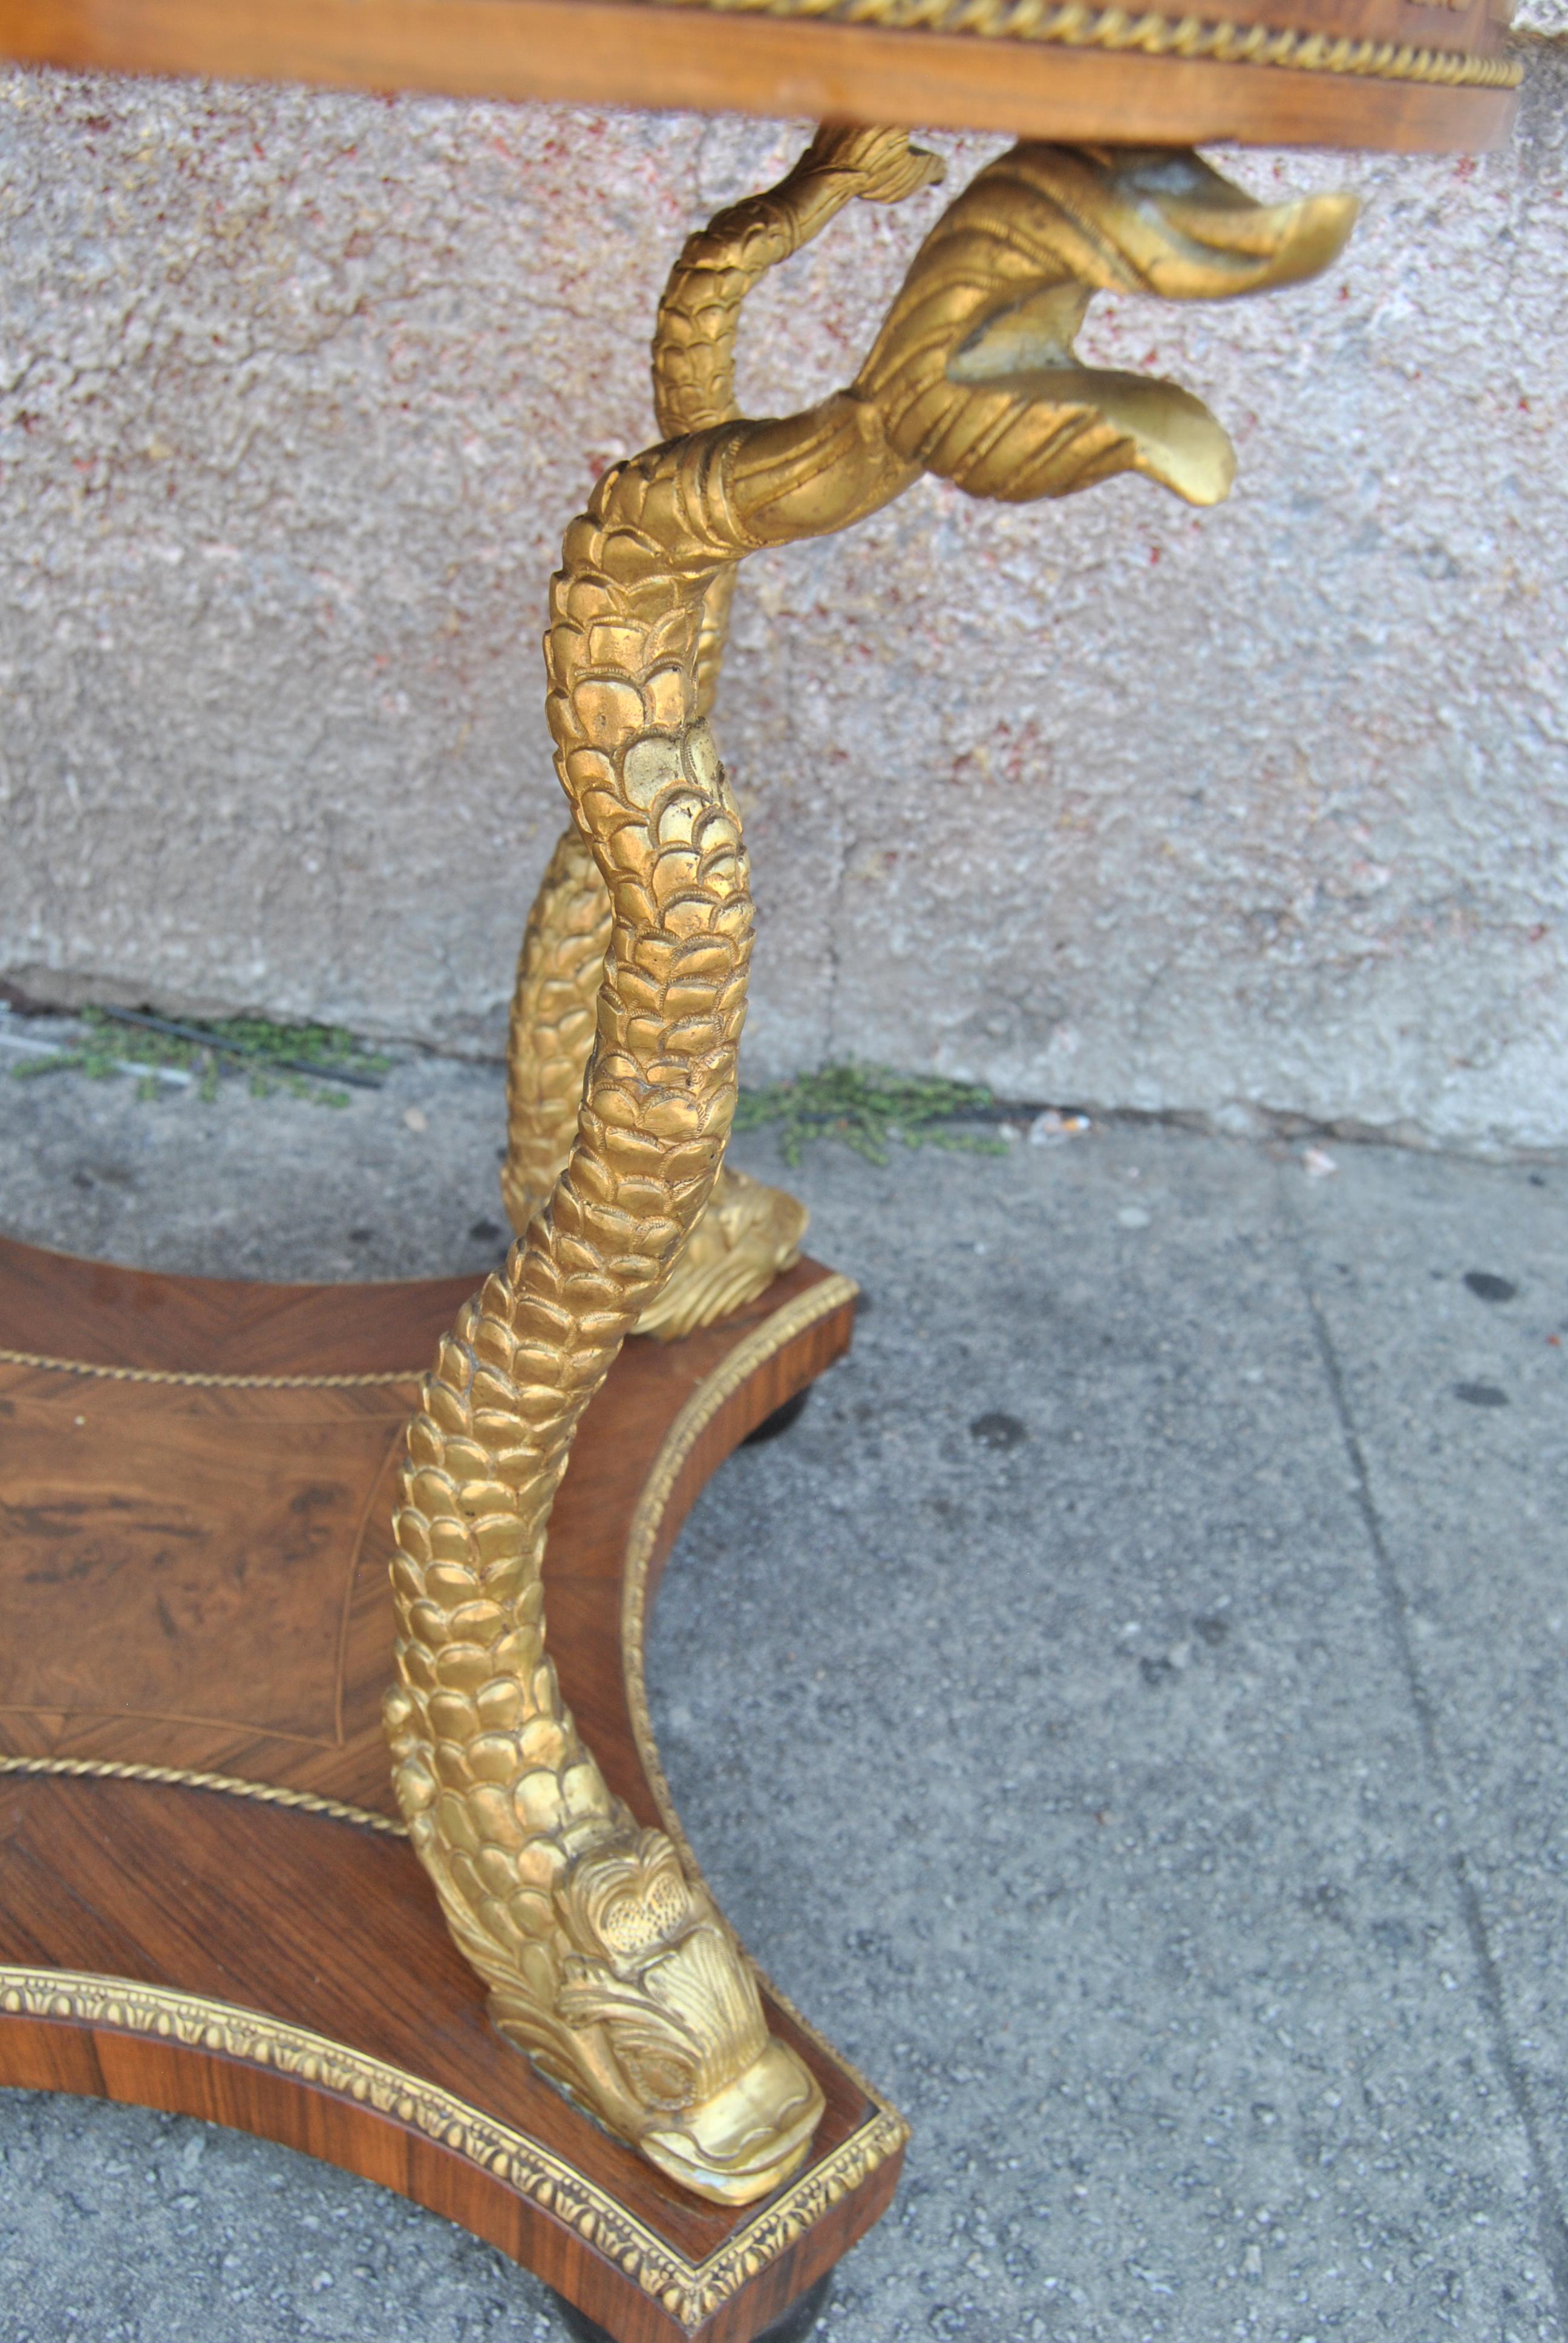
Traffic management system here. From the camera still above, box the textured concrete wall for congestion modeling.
[2,48,1564,1149]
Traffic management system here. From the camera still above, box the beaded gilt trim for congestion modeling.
[0,1965,905,2324]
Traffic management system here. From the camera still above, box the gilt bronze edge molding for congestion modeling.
[619,1274,861,1907]
[616,1273,910,2137]
[0,1963,906,2325]
[635,0,1521,87]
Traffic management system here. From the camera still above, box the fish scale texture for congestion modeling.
[388,470,748,1871]
[500,821,615,1237]
[498,132,912,1303]
[382,436,785,2166]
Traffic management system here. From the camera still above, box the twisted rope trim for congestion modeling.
[0,1346,424,1389]
[646,0,1523,87]
[0,1754,407,1834]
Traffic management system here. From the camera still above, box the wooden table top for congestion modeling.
[0,0,1521,150]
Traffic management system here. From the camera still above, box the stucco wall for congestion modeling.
[2,45,1564,1149]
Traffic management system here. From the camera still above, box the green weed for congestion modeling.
[10,1009,390,1108]
[733,1063,1006,1167]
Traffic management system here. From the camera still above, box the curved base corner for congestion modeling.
[0,1236,901,2343]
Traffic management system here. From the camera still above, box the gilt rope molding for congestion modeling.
[0,0,1520,155]
[645,0,1522,84]
[0,1346,423,1388]
[0,1758,407,1834]
[382,130,1359,2209]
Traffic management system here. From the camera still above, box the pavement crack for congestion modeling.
[1285,1184,1568,2332]
[824,806,857,1064]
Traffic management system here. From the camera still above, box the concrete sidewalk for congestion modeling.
[1,1029,1566,2343]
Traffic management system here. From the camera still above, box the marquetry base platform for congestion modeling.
[0,1235,901,2343]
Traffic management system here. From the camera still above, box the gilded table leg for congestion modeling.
[389,136,1358,2206]
[501,129,946,1343]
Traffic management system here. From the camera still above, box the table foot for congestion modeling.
[742,1386,812,1445]
[553,2270,834,2343]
